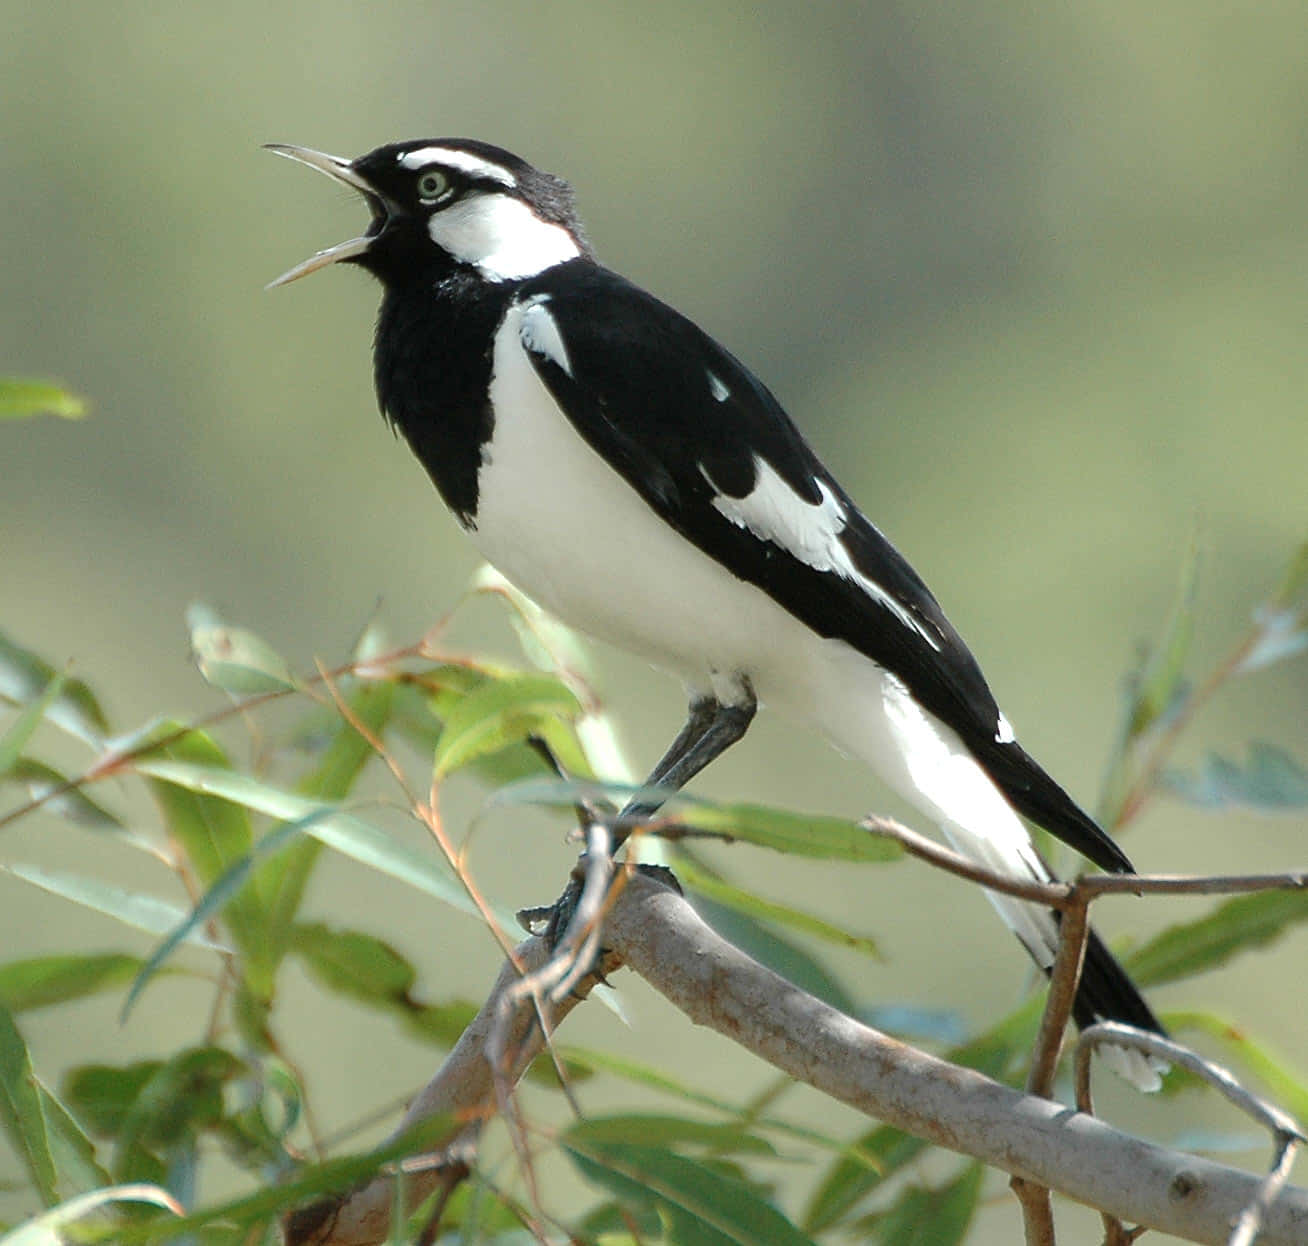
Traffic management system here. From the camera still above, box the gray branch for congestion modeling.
[288,871,1308,1246]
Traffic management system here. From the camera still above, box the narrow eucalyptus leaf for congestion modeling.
[0,1006,57,1205]
[0,631,108,745]
[0,955,142,1012]
[132,761,479,918]
[4,759,123,830]
[1127,889,1308,986]
[0,378,86,421]
[565,1136,817,1246]
[432,672,580,778]
[0,672,65,775]
[186,604,296,695]
[1,865,229,951]
[1163,743,1308,811]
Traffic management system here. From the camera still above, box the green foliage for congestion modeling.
[0,379,86,422]
[0,541,1305,1243]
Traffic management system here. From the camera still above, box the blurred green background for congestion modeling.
[3,2,1306,1239]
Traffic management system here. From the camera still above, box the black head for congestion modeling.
[265,138,593,288]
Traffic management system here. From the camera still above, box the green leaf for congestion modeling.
[0,632,108,746]
[858,1004,968,1045]
[62,1062,161,1138]
[0,955,142,1012]
[140,730,271,992]
[1173,1011,1308,1123]
[565,1135,817,1246]
[804,1021,1020,1233]
[1163,743,1308,811]
[114,1047,244,1157]
[96,1112,459,1244]
[142,730,254,884]
[1127,889,1308,986]
[432,672,581,779]
[559,1048,855,1159]
[186,604,297,695]
[260,680,396,965]
[1126,537,1200,739]
[675,798,904,864]
[122,816,313,1018]
[1240,606,1308,674]
[34,1086,109,1200]
[0,1185,179,1246]
[0,672,65,777]
[399,999,480,1047]
[804,1126,926,1233]
[689,889,859,1014]
[2,759,123,831]
[289,923,416,1004]
[677,857,882,958]
[868,1162,983,1245]
[0,865,228,952]
[0,379,86,421]
[569,1114,776,1156]
[0,1005,58,1205]
[132,761,483,921]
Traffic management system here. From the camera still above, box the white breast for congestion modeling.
[472,300,798,701]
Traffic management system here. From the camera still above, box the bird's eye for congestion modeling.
[417,169,452,202]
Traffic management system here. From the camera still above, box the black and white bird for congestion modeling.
[267,138,1166,1088]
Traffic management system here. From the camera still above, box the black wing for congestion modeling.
[518,262,1131,874]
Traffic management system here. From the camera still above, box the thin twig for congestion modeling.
[859,814,1074,904]
[1010,1173,1057,1246]
[1076,1023,1305,1246]
[1077,870,1308,899]
[1027,899,1090,1099]
[1230,1132,1303,1246]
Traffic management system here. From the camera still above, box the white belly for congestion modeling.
[472,304,814,702]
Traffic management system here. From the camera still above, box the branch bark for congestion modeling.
[290,872,1308,1246]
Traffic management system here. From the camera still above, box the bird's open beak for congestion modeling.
[264,144,386,288]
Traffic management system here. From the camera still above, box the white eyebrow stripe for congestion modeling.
[705,455,942,651]
[398,146,517,187]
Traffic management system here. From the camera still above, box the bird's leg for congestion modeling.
[543,685,756,947]
[613,689,757,850]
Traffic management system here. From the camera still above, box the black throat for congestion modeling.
[373,265,517,528]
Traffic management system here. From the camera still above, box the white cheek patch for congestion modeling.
[519,295,572,377]
[428,193,582,281]
[398,146,516,187]
[706,454,942,651]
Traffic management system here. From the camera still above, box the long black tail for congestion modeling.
[1071,926,1165,1036]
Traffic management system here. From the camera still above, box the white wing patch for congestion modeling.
[995,712,1016,744]
[398,146,517,187]
[427,193,581,281]
[706,370,730,402]
[705,455,942,651]
[519,295,572,377]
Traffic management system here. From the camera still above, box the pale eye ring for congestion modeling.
[417,169,452,202]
